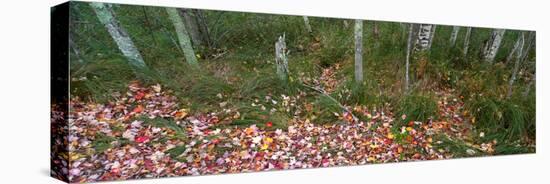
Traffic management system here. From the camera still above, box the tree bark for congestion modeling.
[275,34,289,82]
[354,20,364,84]
[416,24,434,51]
[463,27,472,57]
[507,32,525,98]
[482,29,506,63]
[450,26,460,46]
[303,16,313,35]
[405,24,414,92]
[427,25,436,49]
[506,34,522,62]
[373,22,380,40]
[194,10,212,47]
[166,8,198,65]
[90,2,146,68]
[520,31,535,63]
[179,9,203,47]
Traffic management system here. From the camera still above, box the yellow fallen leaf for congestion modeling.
[260,143,269,150]
[264,137,273,144]
[175,109,188,120]
[367,156,376,162]
[387,133,394,139]
[406,127,413,132]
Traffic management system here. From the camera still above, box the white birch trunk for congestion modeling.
[416,24,434,51]
[482,29,506,63]
[303,16,313,34]
[520,31,535,63]
[405,24,414,92]
[450,26,460,46]
[166,8,198,65]
[507,32,525,98]
[463,27,472,56]
[506,34,522,62]
[275,34,289,82]
[90,2,146,68]
[354,20,364,84]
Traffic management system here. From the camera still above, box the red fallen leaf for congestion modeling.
[135,136,150,143]
[110,168,120,175]
[132,105,144,113]
[408,121,414,126]
[266,121,273,127]
[144,159,154,170]
[135,91,145,100]
[211,138,220,144]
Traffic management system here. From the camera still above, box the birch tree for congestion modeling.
[166,8,198,65]
[506,34,522,62]
[404,24,414,92]
[482,29,506,63]
[506,32,525,98]
[416,24,435,51]
[354,20,364,84]
[90,2,146,68]
[449,26,460,46]
[303,16,313,35]
[463,27,472,57]
[275,34,289,82]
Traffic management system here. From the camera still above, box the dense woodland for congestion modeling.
[56,1,535,182]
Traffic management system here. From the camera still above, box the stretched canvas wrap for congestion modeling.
[51,1,536,183]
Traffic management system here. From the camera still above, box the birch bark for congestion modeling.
[450,26,460,46]
[463,27,472,56]
[275,34,289,81]
[90,2,146,68]
[354,20,364,84]
[507,33,525,98]
[166,8,198,65]
[482,29,506,63]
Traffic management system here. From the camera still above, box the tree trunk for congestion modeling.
[520,31,535,63]
[303,16,313,35]
[373,22,380,40]
[482,29,506,63]
[405,24,414,92]
[523,70,535,97]
[416,24,434,51]
[354,20,364,84]
[506,34,522,62]
[427,25,436,49]
[275,34,289,82]
[194,10,212,47]
[90,2,146,68]
[179,9,203,47]
[463,27,472,57]
[450,26,460,46]
[166,8,198,65]
[507,32,525,98]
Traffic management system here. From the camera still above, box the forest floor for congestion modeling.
[59,65,500,182]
